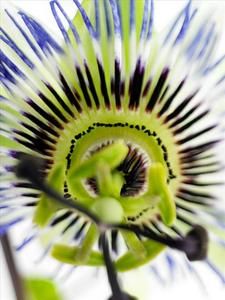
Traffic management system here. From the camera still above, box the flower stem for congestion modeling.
[0,234,26,300]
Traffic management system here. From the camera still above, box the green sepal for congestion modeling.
[51,244,104,267]
[33,166,65,227]
[25,278,63,300]
[148,163,176,226]
[116,240,165,272]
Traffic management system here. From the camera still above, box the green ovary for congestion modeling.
[92,197,124,223]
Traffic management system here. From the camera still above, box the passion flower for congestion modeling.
[1,1,225,299]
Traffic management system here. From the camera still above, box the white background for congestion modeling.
[0,1,225,300]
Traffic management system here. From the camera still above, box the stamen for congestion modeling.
[14,153,208,263]
[118,224,208,262]
[15,154,102,226]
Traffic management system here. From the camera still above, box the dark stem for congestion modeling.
[0,234,25,300]
[101,233,128,300]
[34,179,101,224]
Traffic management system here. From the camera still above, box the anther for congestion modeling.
[15,153,45,185]
[182,225,208,261]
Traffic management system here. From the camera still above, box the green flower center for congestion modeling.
[34,110,179,229]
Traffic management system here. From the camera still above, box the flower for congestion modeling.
[0,0,225,299]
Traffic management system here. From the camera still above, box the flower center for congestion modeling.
[32,110,181,227]
[65,136,176,227]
